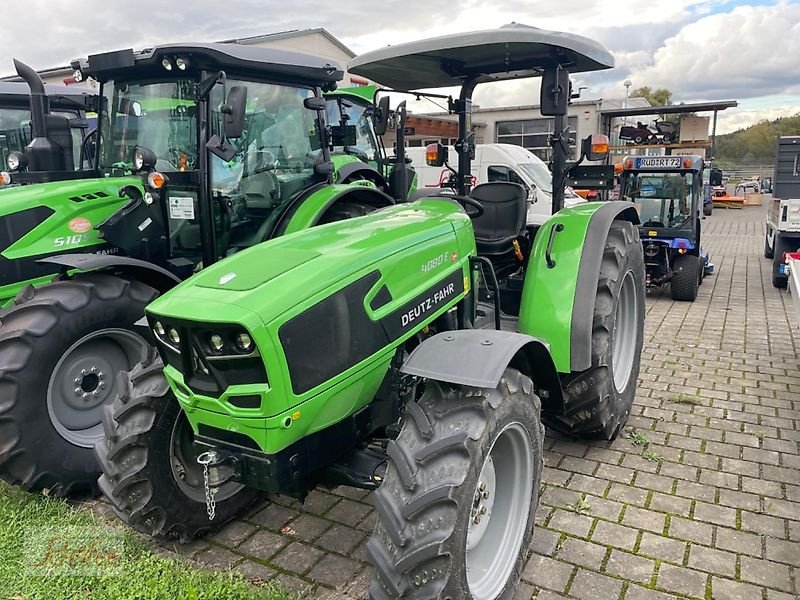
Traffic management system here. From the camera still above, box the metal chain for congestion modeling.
[201,461,217,521]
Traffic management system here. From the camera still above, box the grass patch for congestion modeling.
[0,483,292,600]
[566,495,591,514]
[627,430,650,447]
[668,393,704,406]
[642,449,663,463]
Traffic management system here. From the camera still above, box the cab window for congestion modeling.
[488,165,524,185]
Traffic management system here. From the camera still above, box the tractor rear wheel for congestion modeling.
[671,254,700,301]
[368,369,543,600]
[95,349,259,541]
[551,220,645,440]
[0,273,156,496]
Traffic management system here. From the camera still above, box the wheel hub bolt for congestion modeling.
[82,393,90,400]
[74,387,81,396]
[479,482,487,493]
[90,367,97,373]
[81,369,87,375]
[483,490,490,499]
[74,377,81,385]
[480,506,487,515]
[92,391,99,397]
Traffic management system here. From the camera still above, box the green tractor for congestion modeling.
[96,24,645,599]
[326,84,417,201]
[0,43,406,496]
[0,70,94,184]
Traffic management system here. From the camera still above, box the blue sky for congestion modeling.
[2,0,797,133]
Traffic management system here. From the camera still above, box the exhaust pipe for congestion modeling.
[13,59,49,139]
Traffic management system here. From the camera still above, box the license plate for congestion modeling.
[636,157,682,169]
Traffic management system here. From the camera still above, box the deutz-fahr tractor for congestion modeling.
[0,43,407,496]
[97,24,646,599]
[326,84,417,201]
[0,73,94,184]
[619,155,713,301]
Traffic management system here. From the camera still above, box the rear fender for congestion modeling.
[401,329,563,408]
[279,184,395,235]
[518,201,639,373]
[37,254,182,293]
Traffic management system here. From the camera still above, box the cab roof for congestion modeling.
[0,81,93,109]
[73,42,343,87]
[349,23,614,90]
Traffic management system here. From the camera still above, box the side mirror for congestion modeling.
[540,67,570,116]
[330,125,357,147]
[580,134,609,162]
[374,96,390,136]
[222,85,247,139]
[425,143,448,167]
[303,96,327,111]
[709,169,723,187]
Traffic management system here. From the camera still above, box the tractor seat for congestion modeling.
[470,182,527,255]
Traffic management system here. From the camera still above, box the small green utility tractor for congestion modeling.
[326,85,418,200]
[619,155,714,301]
[0,75,94,183]
[0,43,402,496]
[97,24,645,599]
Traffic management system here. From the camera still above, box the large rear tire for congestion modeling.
[550,220,645,440]
[671,254,700,301]
[703,202,712,216]
[368,369,543,600]
[95,349,260,541]
[0,273,156,496]
[764,233,774,259]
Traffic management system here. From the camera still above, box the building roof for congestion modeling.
[600,100,738,117]
[219,28,355,58]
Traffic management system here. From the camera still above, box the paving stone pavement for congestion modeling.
[111,206,800,599]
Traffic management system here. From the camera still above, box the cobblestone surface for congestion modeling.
[134,207,800,598]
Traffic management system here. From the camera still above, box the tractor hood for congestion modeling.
[147,199,475,327]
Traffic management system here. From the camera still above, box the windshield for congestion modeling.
[0,106,84,170]
[99,80,197,172]
[518,162,553,193]
[622,172,696,228]
[325,97,378,163]
[208,80,323,251]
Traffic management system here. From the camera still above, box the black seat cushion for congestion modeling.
[470,182,527,255]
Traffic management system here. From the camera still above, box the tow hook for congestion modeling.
[196,449,237,520]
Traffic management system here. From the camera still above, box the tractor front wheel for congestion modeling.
[95,349,260,540]
[553,220,645,440]
[0,273,156,495]
[368,369,543,600]
[671,254,700,301]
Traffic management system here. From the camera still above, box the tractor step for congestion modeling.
[316,446,388,490]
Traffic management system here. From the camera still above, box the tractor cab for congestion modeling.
[619,155,713,299]
[66,43,371,272]
[0,78,94,184]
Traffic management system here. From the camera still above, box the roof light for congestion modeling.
[161,58,173,71]
[73,69,83,83]
[683,158,692,169]
[175,57,188,71]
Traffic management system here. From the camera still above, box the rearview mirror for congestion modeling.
[303,96,327,111]
[709,168,723,187]
[425,142,448,167]
[374,96,390,136]
[580,134,610,162]
[222,85,247,139]
[540,67,570,116]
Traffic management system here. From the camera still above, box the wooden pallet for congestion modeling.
[712,195,745,209]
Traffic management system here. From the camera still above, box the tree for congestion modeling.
[631,86,673,108]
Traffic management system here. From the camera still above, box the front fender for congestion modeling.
[518,201,639,373]
[38,254,181,293]
[401,329,562,406]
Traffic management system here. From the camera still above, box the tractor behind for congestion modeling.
[619,154,714,301]
[96,24,647,600]
[0,43,404,496]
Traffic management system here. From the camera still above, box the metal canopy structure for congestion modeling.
[599,99,738,119]
[349,23,614,90]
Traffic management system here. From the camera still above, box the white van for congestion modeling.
[405,143,585,225]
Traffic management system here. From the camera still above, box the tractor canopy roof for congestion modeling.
[72,43,344,87]
[349,23,614,90]
[0,81,94,109]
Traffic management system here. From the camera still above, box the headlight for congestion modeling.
[6,151,26,172]
[154,321,166,337]
[235,332,253,353]
[168,328,181,345]
[209,334,224,353]
[132,146,157,172]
